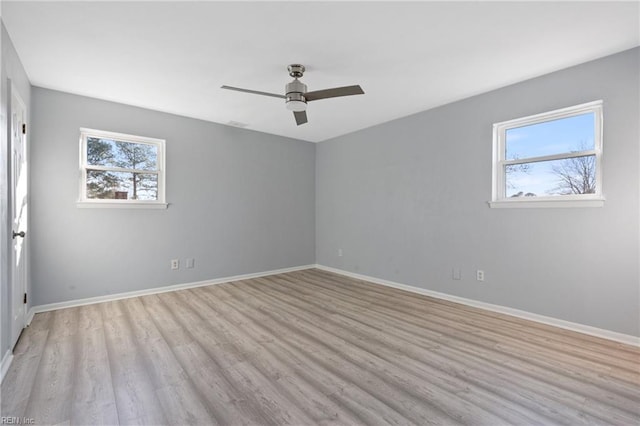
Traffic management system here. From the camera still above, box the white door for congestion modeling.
[10,87,27,349]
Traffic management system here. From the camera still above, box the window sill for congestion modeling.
[77,201,168,209]
[488,197,605,209]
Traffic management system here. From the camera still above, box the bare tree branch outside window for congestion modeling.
[550,141,596,195]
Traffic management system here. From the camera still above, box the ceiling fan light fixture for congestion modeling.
[286,90,307,112]
[286,99,307,112]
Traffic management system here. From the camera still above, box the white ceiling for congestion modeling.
[2,1,639,143]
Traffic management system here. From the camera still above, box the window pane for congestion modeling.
[86,137,117,167]
[505,155,596,197]
[505,112,595,161]
[86,137,158,171]
[86,170,158,200]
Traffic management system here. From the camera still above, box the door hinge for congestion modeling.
[22,123,26,134]
[23,293,27,304]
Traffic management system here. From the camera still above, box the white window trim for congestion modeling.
[489,100,604,209]
[78,128,167,208]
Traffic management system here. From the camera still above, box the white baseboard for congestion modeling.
[1,350,13,384]
[315,264,640,347]
[31,264,315,315]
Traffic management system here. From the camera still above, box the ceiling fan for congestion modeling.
[221,64,364,126]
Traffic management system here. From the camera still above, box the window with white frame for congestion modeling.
[490,100,603,208]
[78,128,166,208]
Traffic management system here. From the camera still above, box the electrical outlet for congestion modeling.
[452,268,461,280]
[186,258,195,269]
[338,248,343,257]
[476,270,485,282]
[171,259,179,270]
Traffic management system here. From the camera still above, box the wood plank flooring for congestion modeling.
[2,268,639,425]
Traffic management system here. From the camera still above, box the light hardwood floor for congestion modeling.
[2,269,639,425]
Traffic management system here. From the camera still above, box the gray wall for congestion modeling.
[31,88,315,306]
[1,21,32,357]
[316,48,640,337]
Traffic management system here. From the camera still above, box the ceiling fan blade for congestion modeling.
[304,85,364,101]
[294,110,308,126]
[221,85,286,99]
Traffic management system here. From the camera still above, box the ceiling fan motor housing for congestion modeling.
[285,78,307,111]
